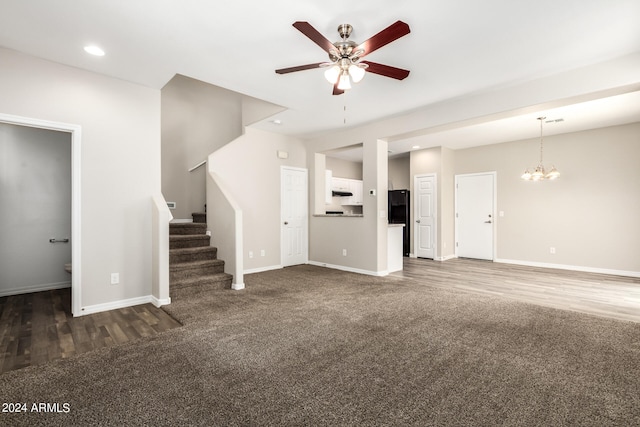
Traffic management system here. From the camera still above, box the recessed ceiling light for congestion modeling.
[271,119,282,125]
[412,145,420,149]
[84,45,105,56]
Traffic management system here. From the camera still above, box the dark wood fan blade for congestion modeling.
[332,84,344,96]
[356,20,410,57]
[293,21,335,53]
[275,63,324,74]
[362,61,410,80]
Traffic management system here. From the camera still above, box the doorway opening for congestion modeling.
[0,113,82,315]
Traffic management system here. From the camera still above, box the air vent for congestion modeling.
[545,118,564,123]
[167,202,176,209]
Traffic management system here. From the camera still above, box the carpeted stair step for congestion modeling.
[170,272,233,297]
[192,212,207,223]
[170,246,218,264]
[169,222,207,235]
[170,234,210,249]
[170,259,225,282]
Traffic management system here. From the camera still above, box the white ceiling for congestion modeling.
[1,0,639,159]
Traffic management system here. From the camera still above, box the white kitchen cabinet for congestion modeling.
[331,177,363,206]
[341,179,363,206]
[331,177,350,192]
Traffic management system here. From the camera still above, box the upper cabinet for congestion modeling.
[330,177,363,206]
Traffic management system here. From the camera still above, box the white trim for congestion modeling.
[151,296,171,307]
[308,260,389,277]
[244,264,283,275]
[0,113,82,316]
[436,254,458,262]
[80,295,157,316]
[0,282,71,298]
[495,258,640,278]
[231,282,245,290]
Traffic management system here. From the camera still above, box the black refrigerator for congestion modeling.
[388,190,410,256]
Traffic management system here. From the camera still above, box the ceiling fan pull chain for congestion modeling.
[343,93,348,125]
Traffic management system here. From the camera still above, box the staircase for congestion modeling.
[169,213,233,297]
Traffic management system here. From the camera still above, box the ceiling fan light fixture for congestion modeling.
[348,64,366,83]
[324,65,341,84]
[337,72,351,90]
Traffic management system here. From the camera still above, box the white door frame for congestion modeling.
[0,113,82,316]
[280,166,309,267]
[413,173,437,260]
[454,171,497,261]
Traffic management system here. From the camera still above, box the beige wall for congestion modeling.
[0,47,161,309]
[388,155,410,190]
[326,156,363,180]
[454,122,640,273]
[161,75,244,219]
[208,127,306,272]
[309,139,389,275]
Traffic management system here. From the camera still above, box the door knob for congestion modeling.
[484,220,492,223]
[416,219,420,223]
[284,221,289,225]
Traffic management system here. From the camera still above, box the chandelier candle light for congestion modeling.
[521,117,560,181]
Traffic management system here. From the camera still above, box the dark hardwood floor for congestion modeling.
[0,288,182,374]
[392,257,640,323]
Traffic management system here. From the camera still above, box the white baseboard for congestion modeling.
[79,295,158,316]
[231,282,245,290]
[151,296,171,307]
[308,261,388,277]
[436,254,458,262]
[244,264,283,275]
[0,281,71,297]
[495,258,640,278]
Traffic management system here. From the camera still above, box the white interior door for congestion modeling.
[281,167,308,267]
[414,174,436,259]
[455,172,495,260]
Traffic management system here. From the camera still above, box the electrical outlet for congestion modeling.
[342,249,347,256]
[260,249,265,257]
[249,251,253,259]
[550,247,556,254]
[110,273,119,285]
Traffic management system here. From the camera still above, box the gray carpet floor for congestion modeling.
[1,264,639,426]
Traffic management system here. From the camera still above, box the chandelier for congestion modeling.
[521,117,560,181]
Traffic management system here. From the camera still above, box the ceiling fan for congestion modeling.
[275,20,411,95]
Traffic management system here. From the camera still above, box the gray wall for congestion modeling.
[454,122,640,273]
[0,47,161,310]
[0,123,71,295]
[326,156,363,180]
[407,122,640,273]
[208,127,306,272]
[388,154,410,190]
[161,74,244,219]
